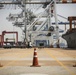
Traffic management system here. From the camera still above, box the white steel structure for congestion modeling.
[5,0,61,47]
[26,0,59,47]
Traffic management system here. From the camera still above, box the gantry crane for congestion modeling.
[0,0,76,47]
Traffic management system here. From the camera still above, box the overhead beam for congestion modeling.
[0,1,76,4]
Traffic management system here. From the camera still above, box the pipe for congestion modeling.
[0,0,76,4]
[16,32,18,45]
[69,19,72,31]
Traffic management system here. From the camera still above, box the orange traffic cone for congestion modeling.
[31,48,40,67]
[0,63,3,67]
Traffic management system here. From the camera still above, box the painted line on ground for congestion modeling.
[0,50,33,70]
[45,49,76,75]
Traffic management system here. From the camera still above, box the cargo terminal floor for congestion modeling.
[0,48,76,75]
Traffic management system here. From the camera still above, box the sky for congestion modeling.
[0,3,76,41]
